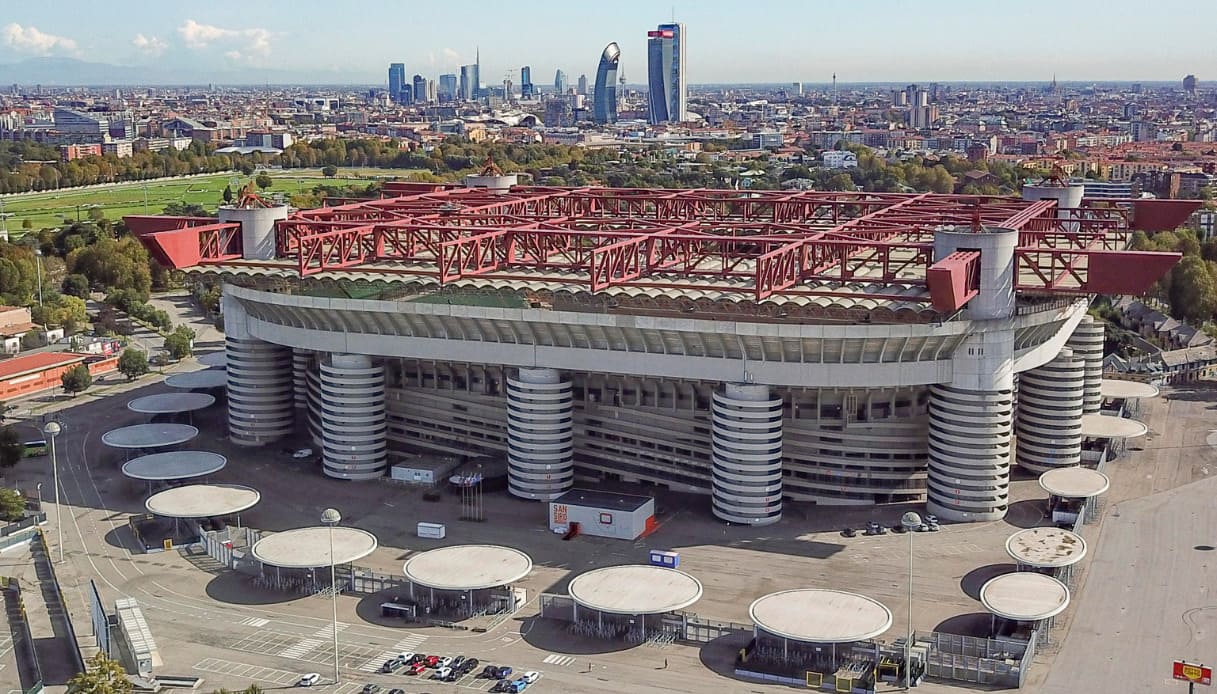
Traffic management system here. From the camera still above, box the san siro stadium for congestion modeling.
[127,175,1195,525]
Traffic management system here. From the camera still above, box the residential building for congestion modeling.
[822,150,858,169]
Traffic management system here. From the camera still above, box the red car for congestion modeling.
[408,662,426,675]
[424,655,440,668]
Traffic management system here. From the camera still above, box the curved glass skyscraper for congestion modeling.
[593,42,620,124]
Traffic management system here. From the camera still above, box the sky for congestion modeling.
[0,0,1214,84]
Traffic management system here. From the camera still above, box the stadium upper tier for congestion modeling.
[126,183,1194,312]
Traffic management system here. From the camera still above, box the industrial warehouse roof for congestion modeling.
[251,526,378,568]
[1079,413,1148,439]
[749,589,893,644]
[122,451,227,481]
[1005,527,1087,569]
[164,370,228,390]
[144,484,259,518]
[1039,467,1110,499]
[980,572,1070,622]
[101,423,198,449]
[567,565,703,615]
[127,392,216,414]
[1099,379,1160,400]
[0,352,87,381]
[402,545,532,591]
[552,489,653,513]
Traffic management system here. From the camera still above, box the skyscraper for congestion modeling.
[413,74,428,104]
[554,69,568,95]
[521,66,534,98]
[577,74,589,96]
[460,64,478,101]
[438,73,457,102]
[593,42,621,125]
[388,63,406,103]
[646,23,687,124]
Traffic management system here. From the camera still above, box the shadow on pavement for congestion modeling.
[933,612,994,637]
[204,571,307,606]
[1002,499,1049,529]
[960,563,1017,601]
[696,630,752,680]
[519,617,639,656]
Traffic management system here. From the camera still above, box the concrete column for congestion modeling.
[218,204,289,260]
[1016,348,1085,473]
[319,353,387,480]
[1066,315,1105,414]
[292,349,313,411]
[926,380,1014,522]
[711,383,783,526]
[222,292,293,446]
[305,359,323,447]
[506,367,574,501]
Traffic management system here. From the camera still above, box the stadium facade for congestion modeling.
[128,179,1194,525]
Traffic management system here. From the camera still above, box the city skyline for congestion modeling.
[0,0,1214,85]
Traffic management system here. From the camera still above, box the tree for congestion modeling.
[321,164,338,178]
[20,331,41,350]
[0,487,23,521]
[0,426,21,472]
[60,363,93,396]
[238,161,255,176]
[222,184,234,204]
[68,652,133,694]
[61,273,90,298]
[1168,255,1217,323]
[254,172,273,190]
[21,218,32,230]
[163,326,194,360]
[162,202,212,217]
[117,348,149,381]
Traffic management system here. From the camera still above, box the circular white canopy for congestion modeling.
[749,589,893,644]
[403,545,532,591]
[1005,527,1087,568]
[128,392,216,414]
[165,370,228,390]
[980,572,1070,622]
[122,451,227,481]
[145,484,260,518]
[251,526,378,568]
[1039,467,1110,499]
[568,565,703,615]
[1080,413,1148,439]
[102,423,199,449]
[197,351,227,367]
[1100,379,1159,400]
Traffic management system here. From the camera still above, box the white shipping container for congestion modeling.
[417,522,446,539]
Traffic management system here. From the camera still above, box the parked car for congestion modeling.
[490,682,510,693]
[431,667,452,680]
[424,655,440,667]
[496,665,514,679]
[380,659,400,673]
[508,679,530,693]
[438,656,454,668]
[461,657,480,674]
[408,662,426,675]
[360,685,381,694]
[296,674,320,687]
[452,655,466,670]
[406,653,425,665]
[388,689,405,694]
[521,671,540,684]
[480,664,499,679]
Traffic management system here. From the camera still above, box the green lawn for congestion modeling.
[0,167,428,232]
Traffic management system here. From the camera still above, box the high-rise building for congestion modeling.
[439,74,457,102]
[593,42,621,125]
[521,66,534,99]
[577,74,589,96]
[460,65,477,101]
[646,22,687,124]
[388,63,406,103]
[554,69,568,95]
[1184,74,1198,97]
[427,79,438,103]
[413,75,428,104]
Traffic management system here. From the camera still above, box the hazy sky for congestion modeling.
[1,0,1213,83]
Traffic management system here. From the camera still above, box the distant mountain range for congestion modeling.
[0,57,379,87]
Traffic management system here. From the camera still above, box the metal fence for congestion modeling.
[32,530,85,675]
[915,630,1031,688]
[3,579,42,692]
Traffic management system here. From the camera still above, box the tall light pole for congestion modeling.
[43,421,63,563]
[321,508,341,685]
[901,511,922,690]
[34,248,43,310]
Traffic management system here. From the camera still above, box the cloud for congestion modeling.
[177,19,272,57]
[2,23,78,55]
[131,33,167,57]
[442,48,460,65]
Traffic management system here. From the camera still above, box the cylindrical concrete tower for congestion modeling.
[319,353,387,480]
[506,368,574,500]
[1067,315,1105,414]
[926,381,1014,522]
[306,360,323,447]
[711,383,783,525]
[226,336,294,446]
[1021,182,1084,232]
[292,348,313,411]
[1015,347,1085,473]
[217,204,290,260]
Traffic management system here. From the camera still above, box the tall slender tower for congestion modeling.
[594,42,621,124]
[646,22,686,124]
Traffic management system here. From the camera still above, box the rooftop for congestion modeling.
[402,545,533,591]
[553,488,654,513]
[0,352,86,381]
[567,565,703,615]
[749,589,893,644]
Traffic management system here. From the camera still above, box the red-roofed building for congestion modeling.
[0,351,118,401]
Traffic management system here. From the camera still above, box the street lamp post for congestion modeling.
[43,421,63,562]
[34,248,43,310]
[321,508,342,685]
[901,511,922,690]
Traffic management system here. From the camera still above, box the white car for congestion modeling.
[521,671,540,684]
[397,651,415,662]
[291,447,314,459]
[431,667,452,680]
[297,673,321,687]
[438,656,454,668]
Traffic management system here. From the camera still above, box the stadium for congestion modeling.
[127,175,1195,525]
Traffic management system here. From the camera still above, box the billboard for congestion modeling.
[1174,661,1212,686]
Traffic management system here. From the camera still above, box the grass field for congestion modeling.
[0,167,428,233]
